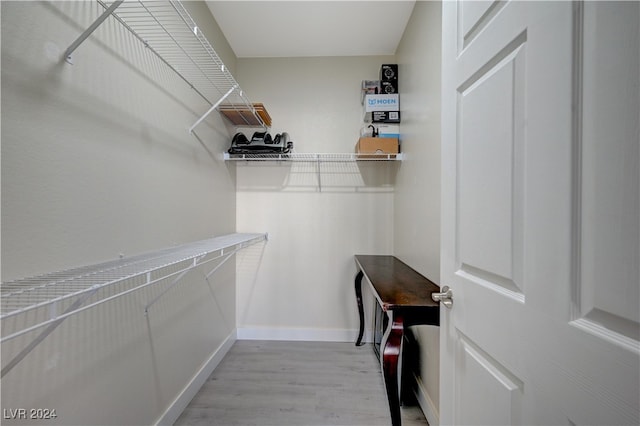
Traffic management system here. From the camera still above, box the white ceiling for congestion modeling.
[205,1,416,58]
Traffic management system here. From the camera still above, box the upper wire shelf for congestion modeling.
[223,153,404,162]
[65,0,267,131]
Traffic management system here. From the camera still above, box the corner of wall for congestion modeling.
[393,0,443,420]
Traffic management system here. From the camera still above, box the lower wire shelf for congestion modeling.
[0,233,267,376]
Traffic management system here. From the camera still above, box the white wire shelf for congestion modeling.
[65,0,267,131]
[223,152,404,162]
[0,233,267,344]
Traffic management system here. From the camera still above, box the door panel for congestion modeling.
[455,334,523,426]
[578,1,640,343]
[459,1,509,50]
[458,39,525,295]
[441,1,639,425]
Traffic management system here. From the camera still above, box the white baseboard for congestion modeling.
[237,326,372,343]
[155,330,237,426]
[414,375,439,426]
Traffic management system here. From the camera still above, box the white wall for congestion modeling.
[2,2,443,424]
[233,4,443,420]
[1,2,240,424]
[1,1,237,280]
[394,1,442,423]
[234,56,397,340]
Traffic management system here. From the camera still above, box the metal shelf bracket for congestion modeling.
[64,0,124,64]
[189,84,238,133]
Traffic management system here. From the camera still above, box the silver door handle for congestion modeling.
[432,286,453,308]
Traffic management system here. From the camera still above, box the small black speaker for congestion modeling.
[380,64,398,93]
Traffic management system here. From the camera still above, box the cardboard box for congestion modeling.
[376,124,400,139]
[372,110,401,123]
[364,94,400,112]
[356,137,399,156]
[361,80,381,104]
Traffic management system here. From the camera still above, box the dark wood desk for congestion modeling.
[354,255,440,426]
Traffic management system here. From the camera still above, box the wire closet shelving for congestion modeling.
[225,153,402,192]
[64,0,268,132]
[223,153,404,162]
[0,233,267,377]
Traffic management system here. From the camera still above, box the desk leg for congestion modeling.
[382,310,404,426]
[354,270,365,346]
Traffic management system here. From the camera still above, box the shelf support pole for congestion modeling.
[316,155,322,192]
[1,287,99,378]
[64,0,124,64]
[189,84,238,133]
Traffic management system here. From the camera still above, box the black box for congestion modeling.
[380,64,398,93]
[372,110,401,123]
[381,80,398,94]
[380,64,398,81]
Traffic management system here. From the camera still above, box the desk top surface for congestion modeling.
[355,255,441,310]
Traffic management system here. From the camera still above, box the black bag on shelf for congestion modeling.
[228,131,293,155]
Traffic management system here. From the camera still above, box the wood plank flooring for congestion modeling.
[175,340,429,426]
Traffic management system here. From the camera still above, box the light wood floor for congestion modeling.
[175,340,429,426]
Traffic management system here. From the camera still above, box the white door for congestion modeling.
[440,1,639,425]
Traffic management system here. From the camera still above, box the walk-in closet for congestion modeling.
[2,2,638,426]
